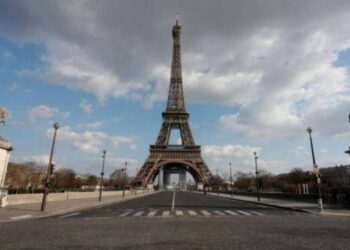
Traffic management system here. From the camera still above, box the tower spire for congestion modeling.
[166,16,186,112]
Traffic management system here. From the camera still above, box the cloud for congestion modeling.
[111,135,137,150]
[79,99,93,114]
[202,144,288,174]
[203,144,261,160]
[47,126,107,154]
[1,1,350,139]
[28,105,70,122]
[292,146,310,157]
[30,154,50,166]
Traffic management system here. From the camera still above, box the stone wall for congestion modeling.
[6,190,131,206]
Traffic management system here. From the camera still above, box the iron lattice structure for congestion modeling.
[132,20,212,187]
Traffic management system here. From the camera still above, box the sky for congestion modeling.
[0,0,350,179]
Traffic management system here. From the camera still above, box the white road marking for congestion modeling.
[201,210,211,216]
[213,210,226,216]
[188,210,197,216]
[133,211,144,217]
[249,211,265,216]
[236,210,252,216]
[10,214,33,220]
[175,210,184,216]
[162,211,170,217]
[172,190,176,211]
[147,211,157,217]
[119,211,133,217]
[59,212,80,219]
[225,210,238,216]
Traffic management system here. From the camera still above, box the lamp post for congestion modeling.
[123,161,127,197]
[41,122,59,212]
[254,152,260,201]
[229,162,233,197]
[306,127,323,212]
[98,150,106,202]
[345,114,350,158]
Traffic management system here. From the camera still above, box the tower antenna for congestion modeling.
[176,13,179,25]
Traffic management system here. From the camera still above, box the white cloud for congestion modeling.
[28,105,69,122]
[79,99,93,114]
[202,144,288,174]
[292,146,310,157]
[203,144,261,161]
[47,126,107,154]
[30,154,50,166]
[111,136,137,150]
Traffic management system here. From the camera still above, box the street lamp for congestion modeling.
[345,114,350,158]
[306,127,323,212]
[98,150,107,202]
[123,161,128,197]
[229,162,233,197]
[41,122,59,212]
[253,152,260,201]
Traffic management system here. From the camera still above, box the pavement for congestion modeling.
[0,191,349,249]
[207,192,350,216]
[0,189,154,222]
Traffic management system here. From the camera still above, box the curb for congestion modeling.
[207,192,311,214]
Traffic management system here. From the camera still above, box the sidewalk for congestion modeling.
[0,190,155,222]
[209,192,350,217]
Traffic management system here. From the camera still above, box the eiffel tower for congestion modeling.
[132,18,212,190]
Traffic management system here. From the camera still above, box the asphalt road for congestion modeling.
[0,191,349,250]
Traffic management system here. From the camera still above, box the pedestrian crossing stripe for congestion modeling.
[225,210,238,216]
[147,211,157,217]
[249,211,265,216]
[188,210,197,216]
[133,211,143,216]
[119,211,133,217]
[213,210,226,216]
[176,210,184,216]
[201,210,211,216]
[162,211,170,217]
[60,209,308,219]
[236,210,252,216]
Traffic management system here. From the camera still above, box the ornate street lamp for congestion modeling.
[254,152,260,201]
[41,122,59,212]
[98,150,107,202]
[306,127,323,212]
[229,162,233,197]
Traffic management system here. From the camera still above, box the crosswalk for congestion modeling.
[59,209,310,219]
